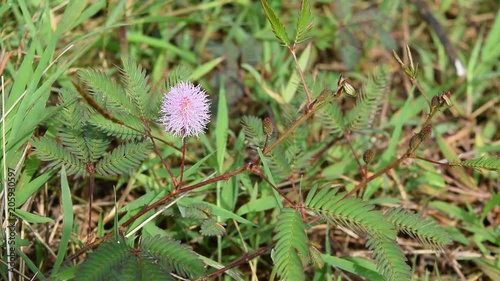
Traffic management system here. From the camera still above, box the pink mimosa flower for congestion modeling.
[159,82,210,139]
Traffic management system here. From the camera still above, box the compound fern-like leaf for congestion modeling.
[140,235,206,279]
[345,66,389,131]
[95,141,152,177]
[365,233,412,281]
[451,156,500,171]
[120,57,153,119]
[294,0,313,44]
[260,0,290,46]
[77,69,133,112]
[88,114,144,141]
[305,186,396,238]
[241,115,266,148]
[384,207,452,250]
[31,137,87,177]
[75,236,132,281]
[319,102,345,136]
[200,217,226,236]
[273,208,309,280]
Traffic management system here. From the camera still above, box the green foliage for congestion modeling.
[272,208,309,280]
[31,137,87,177]
[345,66,389,131]
[75,235,205,280]
[241,115,266,148]
[31,60,154,178]
[260,0,290,46]
[95,142,152,177]
[365,233,412,281]
[451,157,500,171]
[304,186,451,280]
[319,101,345,136]
[294,0,313,44]
[140,235,206,279]
[384,207,452,250]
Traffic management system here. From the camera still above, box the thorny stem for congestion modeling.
[412,155,449,166]
[250,165,296,207]
[148,134,178,186]
[345,155,408,198]
[179,137,187,188]
[344,132,364,176]
[202,244,275,280]
[289,46,312,106]
[411,77,431,106]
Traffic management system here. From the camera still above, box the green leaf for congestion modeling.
[322,255,383,281]
[452,156,500,171]
[95,141,152,177]
[51,166,74,275]
[74,236,131,281]
[140,235,206,278]
[14,209,54,223]
[345,66,389,131]
[273,208,309,280]
[216,81,228,173]
[200,217,226,237]
[384,207,452,250]
[365,233,411,281]
[260,0,290,46]
[294,0,313,44]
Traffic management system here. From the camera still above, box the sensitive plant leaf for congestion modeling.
[87,114,144,141]
[260,0,290,46]
[200,217,226,237]
[120,57,153,119]
[306,187,396,238]
[273,208,309,280]
[77,69,133,112]
[31,137,87,177]
[184,202,212,219]
[74,236,131,281]
[365,233,412,281]
[95,141,152,177]
[241,116,266,148]
[319,101,345,136]
[384,207,452,250]
[140,235,206,279]
[294,0,313,44]
[140,260,175,281]
[345,66,389,131]
[308,242,324,269]
[451,157,500,171]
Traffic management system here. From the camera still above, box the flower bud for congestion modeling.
[419,125,432,141]
[263,117,273,136]
[343,82,357,97]
[409,135,422,150]
[363,149,375,164]
[431,95,439,107]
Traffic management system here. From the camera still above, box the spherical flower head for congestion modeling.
[159,81,210,139]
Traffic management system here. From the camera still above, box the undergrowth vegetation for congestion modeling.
[1,0,499,280]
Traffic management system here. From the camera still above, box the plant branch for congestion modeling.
[289,46,312,106]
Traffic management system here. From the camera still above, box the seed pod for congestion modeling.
[343,82,357,97]
[363,149,375,164]
[419,125,432,141]
[263,117,273,136]
[409,135,422,150]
